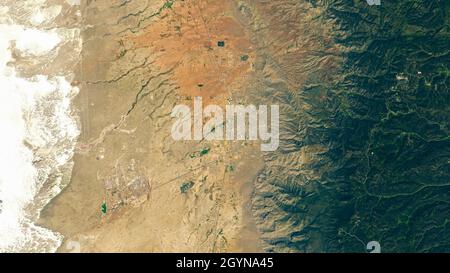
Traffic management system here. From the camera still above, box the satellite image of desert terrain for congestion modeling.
[0,0,449,254]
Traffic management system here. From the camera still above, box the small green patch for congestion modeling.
[226,164,235,172]
[101,202,107,214]
[163,1,174,10]
[180,181,195,193]
[200,147,210,156]
[190,147,211,158]
[240,55,249,61]
[217,41,225,47]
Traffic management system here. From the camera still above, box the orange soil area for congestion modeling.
[127,0,254,105]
